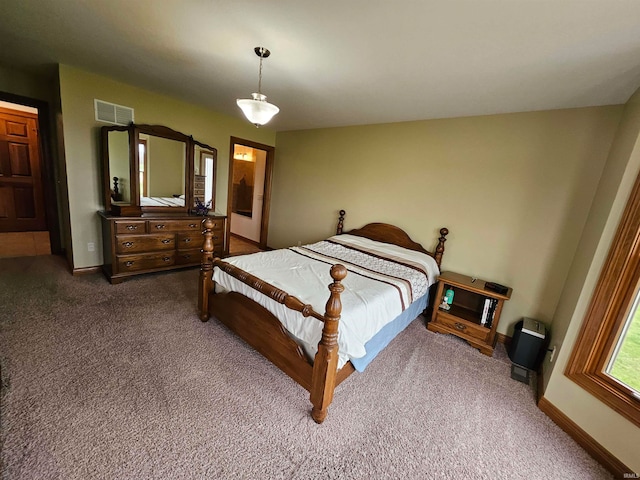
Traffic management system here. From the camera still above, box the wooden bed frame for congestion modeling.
[198,210,448,423]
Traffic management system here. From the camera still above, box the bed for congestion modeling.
[198,210,448,423]
[140,195,185,207]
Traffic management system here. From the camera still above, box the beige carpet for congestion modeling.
[0,255,612,479]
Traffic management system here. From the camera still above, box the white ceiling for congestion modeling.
[1,0,640,131]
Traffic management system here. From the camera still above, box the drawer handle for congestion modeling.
[155,224,166,229]
[189,223,197,228]
[126,225,138,231]
[122,241,134,248]
[125,261,134,267]
[183,238,191,243]
[162,256,171,262]
[454,322,466,331]
[161,239,172,244]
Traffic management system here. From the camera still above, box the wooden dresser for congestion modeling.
[98,212,226,284]
[194,175,206,201]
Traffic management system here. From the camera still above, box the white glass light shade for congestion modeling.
[236,93,279,126]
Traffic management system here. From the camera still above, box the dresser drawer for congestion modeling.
[148,219,201,232]
[203,218,225,231]
[209,228,224,244]
[176,248,202,265]
[434,312,490,343]
[177,233,222,252]
[176,232,202,249]
[115,220,146,234]
[116,251,176,272]
[115,234,175,254]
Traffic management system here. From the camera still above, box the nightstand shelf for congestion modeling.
[428,271,512,356]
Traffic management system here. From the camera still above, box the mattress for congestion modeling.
[140,195,185,207]
[213,234,440,369]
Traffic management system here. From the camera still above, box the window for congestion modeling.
[607,294,640,394]
[204,154,214,207]
[566,168,640,427]
[138,139,147,197]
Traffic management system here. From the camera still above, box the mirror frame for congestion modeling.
[101,123,217,215]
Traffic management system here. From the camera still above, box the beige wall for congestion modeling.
[272,107,622,339]
[543,89,640,473]
[0,63,53,101]
[145,136,185,198]
[58,64,276,269]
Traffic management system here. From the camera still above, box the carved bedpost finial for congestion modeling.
[336,209,346,235]
[434,227,449,269]
[324,264,347,341]
[330,263,348,282]
[201,217,216,255]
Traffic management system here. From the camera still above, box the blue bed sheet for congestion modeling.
[350,293,429,372]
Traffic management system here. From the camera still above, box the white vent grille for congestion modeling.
[94,99,134,126]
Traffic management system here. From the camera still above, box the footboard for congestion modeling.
[198,217,348,423]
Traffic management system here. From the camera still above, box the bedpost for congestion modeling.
[434,227,449,269]
[336,209,346,235]
[310,264,347,423]
[199,217,216,321]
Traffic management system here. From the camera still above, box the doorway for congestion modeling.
[0,96,59,258]
[227,137,274,253]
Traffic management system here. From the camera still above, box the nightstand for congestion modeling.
[428,271,512,356]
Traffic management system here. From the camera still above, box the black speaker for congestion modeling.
[508,318,547,369]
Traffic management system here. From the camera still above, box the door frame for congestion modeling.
[0,91,62,254]
[227,137,275,251]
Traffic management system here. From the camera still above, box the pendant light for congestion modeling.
[236,47,280,127]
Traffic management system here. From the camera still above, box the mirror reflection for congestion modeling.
[138,134,186,207]
[194,144,216,209]
[107,130,131,204]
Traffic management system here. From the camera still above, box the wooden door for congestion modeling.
[0,107,46,232]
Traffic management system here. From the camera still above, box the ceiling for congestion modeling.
[1,0,640,132]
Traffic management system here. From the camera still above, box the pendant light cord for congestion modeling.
[257,55,263,95]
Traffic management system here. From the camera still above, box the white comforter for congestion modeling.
[140,196,185,207]
[213,234,440,367]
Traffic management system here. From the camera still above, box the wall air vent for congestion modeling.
[94,99,134,126]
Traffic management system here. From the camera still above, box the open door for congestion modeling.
[227,137,274,251]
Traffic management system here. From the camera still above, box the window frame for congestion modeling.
[138,138,148,197]
[566,168,640,427]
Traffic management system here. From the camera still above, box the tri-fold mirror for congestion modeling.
[101,124,217,215]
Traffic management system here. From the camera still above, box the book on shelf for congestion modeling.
[486,298,498,328]
[480,298,491,325]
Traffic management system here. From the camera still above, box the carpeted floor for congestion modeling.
[0,255,612,479]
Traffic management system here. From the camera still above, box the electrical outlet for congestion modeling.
[549,346,557,363]
[88,242,95,252]
[297,240,301,247]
